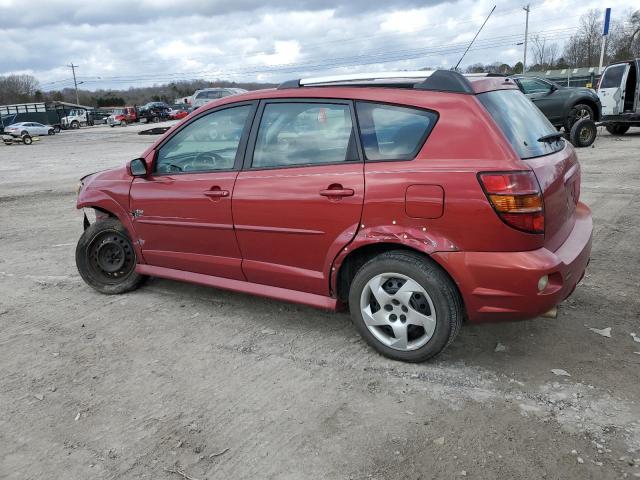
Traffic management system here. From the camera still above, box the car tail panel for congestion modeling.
[524,143,579,251]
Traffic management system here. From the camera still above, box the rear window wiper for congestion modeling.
[537,132,564,143]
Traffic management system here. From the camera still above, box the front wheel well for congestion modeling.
[570,98,601,121]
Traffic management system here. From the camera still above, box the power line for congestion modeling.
[39,12,583,88]
[63,30,577,88]
[63,27,578,84]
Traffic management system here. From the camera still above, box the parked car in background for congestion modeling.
[108,107,138,127]
[3,121,55,136]
[92,110,112,125]
[74,71,592,362]
[190,88,248,109]
[168,108,189,120]
[597,58,640,135]
[510,75,601,131]
[137,102,171,123]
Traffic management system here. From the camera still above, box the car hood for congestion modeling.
[563,86,599,97]
[80,165,130,186]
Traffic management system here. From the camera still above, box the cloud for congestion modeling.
[0,0,445,28]
[0,0,637,91]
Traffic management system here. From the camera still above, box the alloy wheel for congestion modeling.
[359,273,437,351]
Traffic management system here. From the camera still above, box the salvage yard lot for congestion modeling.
[1,125,639,479]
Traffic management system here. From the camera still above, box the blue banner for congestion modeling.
[603,8,611,36]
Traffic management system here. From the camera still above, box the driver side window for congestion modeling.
[155,105,251,174]
[518,78,551,94]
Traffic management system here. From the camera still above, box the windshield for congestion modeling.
[478,90,564,159]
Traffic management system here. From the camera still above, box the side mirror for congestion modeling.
[549,84,558,93]
[129,158,148,176]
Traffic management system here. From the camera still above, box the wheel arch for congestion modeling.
[334,241,463,311]
[570,97,601,121]
[77,198,145,263]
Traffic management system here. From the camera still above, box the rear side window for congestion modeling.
[478,90,564,159]
[600,64,627,89]
[251,102,357,168]
[355,102,437,161]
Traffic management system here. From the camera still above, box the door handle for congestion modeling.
[319,186,354,198]
[204,188,229,198]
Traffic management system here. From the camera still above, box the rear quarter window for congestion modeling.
[355,102,437,161]
[478,90,564,159]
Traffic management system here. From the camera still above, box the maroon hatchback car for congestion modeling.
[75,70,592,362]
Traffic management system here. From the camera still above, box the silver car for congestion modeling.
[4,122,55,137]
[190,88,248,109]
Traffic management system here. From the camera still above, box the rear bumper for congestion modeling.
[433,202,592,323]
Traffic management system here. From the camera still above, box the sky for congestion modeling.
[0,0,637,91]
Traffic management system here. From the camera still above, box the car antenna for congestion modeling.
[454,5,496,71]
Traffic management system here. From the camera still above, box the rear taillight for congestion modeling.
[478,171,544,234]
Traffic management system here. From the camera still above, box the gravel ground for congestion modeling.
[1,124,639,480]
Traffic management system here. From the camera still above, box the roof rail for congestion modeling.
[277,69,474,94]
[463,72,505,77]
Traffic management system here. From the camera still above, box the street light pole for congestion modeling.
[523,4,530,73]
[68,63,80,106]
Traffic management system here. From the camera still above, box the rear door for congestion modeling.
[129,102,256,279]
[232,99,364,295]
[598,63,631,116]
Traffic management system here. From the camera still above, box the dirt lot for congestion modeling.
[1,124,639,480]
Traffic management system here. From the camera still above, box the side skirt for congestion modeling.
[136,264,340,311]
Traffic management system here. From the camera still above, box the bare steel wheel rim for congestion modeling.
[87,231,135,284]
[359,273,437,351]
[578,124,594,144]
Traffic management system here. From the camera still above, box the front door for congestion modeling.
[129,102,256,280]
[516,77,562,123]
[232,100,364,295]
[598,63,631,116]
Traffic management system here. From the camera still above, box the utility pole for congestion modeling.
[68,63,80,106]
[523,4,530,73]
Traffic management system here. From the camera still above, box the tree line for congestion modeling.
[465,8,639,74]
[1,8,638,106]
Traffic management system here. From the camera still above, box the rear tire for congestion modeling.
[48,129,54,135]
[565,103,594,131]
[605,124,630,136]
[569,118,597,148]
[22,135,33,145]
[76,218,147,295]
[21,130,28,136]
[348,250,463,362]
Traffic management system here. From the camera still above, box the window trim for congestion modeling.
[151,100,258,177]
[242,98,364,171]
[354,100,439,163]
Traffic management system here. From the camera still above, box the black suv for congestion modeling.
[511,76,601,131]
